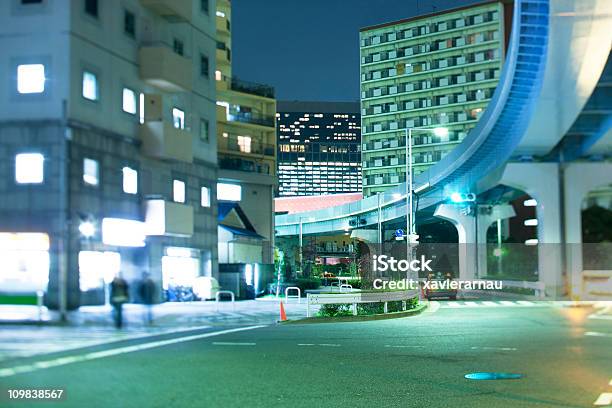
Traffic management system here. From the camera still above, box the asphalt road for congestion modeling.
[1,302,610,408]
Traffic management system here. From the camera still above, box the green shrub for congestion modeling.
[292,278,322,294]
[317,303,353,317]
[347,278,362,289]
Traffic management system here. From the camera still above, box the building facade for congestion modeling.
[215,0,277,273]
[359,1,511,196]
[276,101,361,196]
[0,0,219,311]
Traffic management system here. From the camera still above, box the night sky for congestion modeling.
[232,0,481,102]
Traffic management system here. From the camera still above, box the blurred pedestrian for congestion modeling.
[110,275,129,329]
[139,272,156,325]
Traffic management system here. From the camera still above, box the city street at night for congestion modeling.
[2,302,611,407]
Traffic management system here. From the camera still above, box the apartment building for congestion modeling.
[276,101,361,196]
[215,0,277,284]
[0,0,219,311]
[359,1,511,196]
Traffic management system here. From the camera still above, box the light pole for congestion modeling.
[404,126,449,260]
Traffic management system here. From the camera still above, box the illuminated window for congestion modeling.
[172,108,185,129]
[201,186,211,207]
[139,93,144,124]
[173,179,185,203]
[15,153,44,184]
[217,183,241,201]
[17,64,45,94]
[82,71,99,101]
[237,136,251,153]
[122,87,137,114]
[122,167,138,194]
[83,158,99,186]
[215,70,222,81]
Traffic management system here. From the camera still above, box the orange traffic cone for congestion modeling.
[279,301,287,322]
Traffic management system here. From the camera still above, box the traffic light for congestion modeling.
[450,192,476,203]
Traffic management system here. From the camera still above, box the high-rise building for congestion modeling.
[215,0,277,275]
[276,101,361,196]
[359,1,511,196]
[0,0,219,311]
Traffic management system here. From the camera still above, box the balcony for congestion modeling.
[227,111,275,128]
[219,157,272,175]
[144,199,194,237]
[216,42,231,65]
[139,121,193,163]
[139,46,192,92]
[218,134,275,156]
[230,77,275,99]
[140,0,192,22]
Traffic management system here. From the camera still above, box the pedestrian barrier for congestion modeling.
[36,290,44,321]
[215,290,235,311]
[285,286,301,303]
[339,284,352,293]
[306,290,418,317]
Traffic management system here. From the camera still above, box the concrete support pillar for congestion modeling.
[434,204,476,280]
[564,162,612,298]
[501,163,563,297]
[475,204,516,278]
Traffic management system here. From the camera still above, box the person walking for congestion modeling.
[110,275,129,329]
[139,272,156,325]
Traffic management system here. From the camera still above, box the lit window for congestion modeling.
[237,136,251,153]
[17,64,45,94]
[201,186,211,207]
[217,183,241,201]
[83,158,99,186]
[122,167,138,194]
[15,153,44,184]
[215,70,222,81]
[216,11,225,17]
[82,71,99,101]
[172,108,185,129]
[122,87,137,114]
[139,93,144,124]
[173,179,185,203]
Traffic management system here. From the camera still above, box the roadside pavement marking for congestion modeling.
[297,343,315,346]
[585,332,612,338]
[594,393,612,406]
[470,346,517,351]
[212,342,256,346]
[482,301,499,307]
[319,343,341,347]
[384,345,424,348]
[500,301,517,306]
[516,301,535,306]
[463,301,479,307]
[0,325,266,378]
[588,306,612,321]
[446,302,461,308]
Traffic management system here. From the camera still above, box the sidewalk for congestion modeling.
[0,299,316,364]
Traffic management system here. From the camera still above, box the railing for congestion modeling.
[219,136,275,156]
[219,157,272,175]
[227,111,275,127]
[215,290,235,311]
[230,77,275,99]
[285,287,301,303]
[306,290,418,317]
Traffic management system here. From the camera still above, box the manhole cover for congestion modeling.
[465,372,523,380]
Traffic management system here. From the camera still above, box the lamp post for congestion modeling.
[404,126,449,264]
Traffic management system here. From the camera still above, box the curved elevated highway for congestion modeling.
[276,0,612,238]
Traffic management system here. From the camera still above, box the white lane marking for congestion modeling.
[594,393,612,406]
[0,325,265,378]
[470,346,518,351]
[588,306,612,321]
[446,302,461,308]
[585,331,612,338]
[482,301,499,307]
[384,345,424,348]
[212,342,256,346]
[500,301,517,306]
[516,301,536,306]
[463,302,479,307]
[297,343,315,346]
[319,343,341,347]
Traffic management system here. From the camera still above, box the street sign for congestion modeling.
[395,229,404,238]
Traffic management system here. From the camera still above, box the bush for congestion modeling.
[317,303,353,317]
[347,278,362,289]
[293,278,322,294]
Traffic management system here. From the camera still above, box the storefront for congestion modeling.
[0,233,50,294]
[161,247,201,301]
[78,251,121,304]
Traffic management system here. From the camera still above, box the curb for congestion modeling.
[278,303,428,324]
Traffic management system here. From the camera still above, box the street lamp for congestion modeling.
[404,126,448,238]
